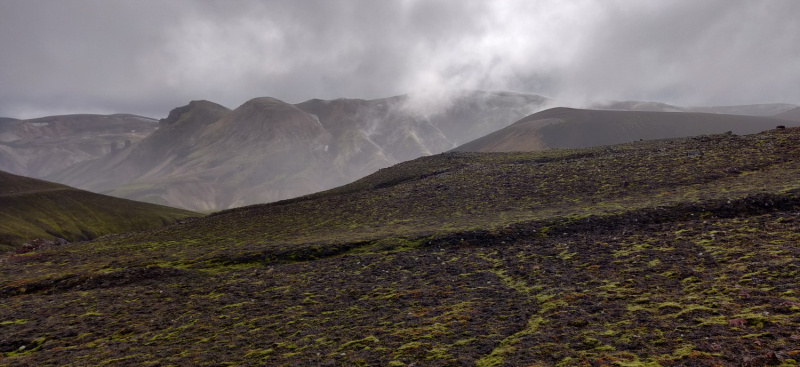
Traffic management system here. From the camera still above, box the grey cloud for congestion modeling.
[0,0,798,119]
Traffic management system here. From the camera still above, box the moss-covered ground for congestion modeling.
[0,170,199,253]
[2,129,800,365]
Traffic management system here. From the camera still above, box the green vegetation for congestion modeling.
[2,129,800,365]
[0,170,198,252]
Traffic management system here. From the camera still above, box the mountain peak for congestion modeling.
[240,97,299,111]
[160,100,229,127]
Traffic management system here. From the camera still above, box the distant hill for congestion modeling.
[774,107,800,122]
[0,169,198,253]
[452,107,796,152]
[591,100,797,116]
[690,103,798,116]
[0,113,158,178]
[49,91,549,210]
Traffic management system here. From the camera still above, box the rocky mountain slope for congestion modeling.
[48,91,549,210]
[452,107,797,152]
[2,128,800,365]
[46,101,232,208]
[0,170,198,253]
[0,114,159,178]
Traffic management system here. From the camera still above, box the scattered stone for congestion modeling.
[16,239,54,254]
[14,238,69,254]
[724,167,741,174]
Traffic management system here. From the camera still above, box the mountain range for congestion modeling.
[0,113,158,178]
[45,91,549,210]
[2,92,798,211]
[3,89,800,365]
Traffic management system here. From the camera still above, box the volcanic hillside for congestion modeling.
[0,114,159,178]
[49,91,548,210]
[452,107,798,152]
[0,170,198,253]
[3,127,800,365]
[775,107,800,122]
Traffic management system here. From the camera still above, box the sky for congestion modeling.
[1,0,799,119]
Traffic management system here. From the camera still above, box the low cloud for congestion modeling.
[1,0,798,119]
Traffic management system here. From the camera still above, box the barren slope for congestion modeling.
[452,107,797,152]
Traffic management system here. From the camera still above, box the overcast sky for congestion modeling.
[1,0,798,119]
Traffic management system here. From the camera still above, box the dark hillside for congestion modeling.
[775,107,800,122]
[0,170,198,253]
[452,107,797,152]
[3,128,800,365]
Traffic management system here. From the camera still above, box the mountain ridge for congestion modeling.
[0,113,159,178]
[49,91,550,210]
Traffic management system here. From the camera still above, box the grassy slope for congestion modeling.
[2,129,800,365]
[0,171,199,253]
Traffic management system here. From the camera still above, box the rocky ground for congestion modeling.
[2,128,800,366]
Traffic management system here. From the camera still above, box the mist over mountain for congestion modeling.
[0,114,158,178]
[47,90,548,210]
[452,107,797,153]
[32,91,800,211]
[591,100,797,116]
